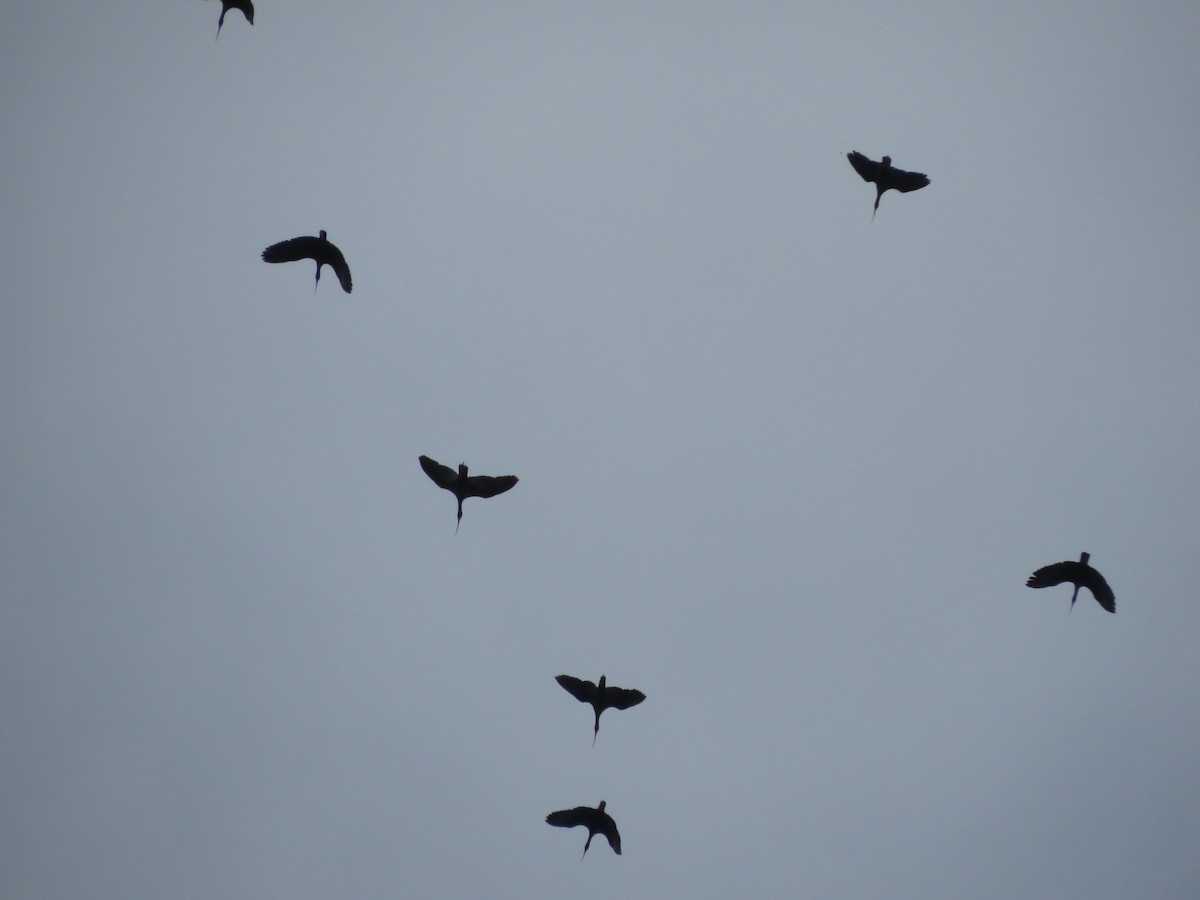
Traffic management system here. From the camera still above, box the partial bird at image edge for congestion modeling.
[208,0,254,40]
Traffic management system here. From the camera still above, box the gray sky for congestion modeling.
[3,2,1199,898]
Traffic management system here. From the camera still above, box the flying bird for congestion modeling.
[846,151,930,219]
[262,230,353,294]
[1026,551,1115,614]
[546,800,621,859]
[208,0,254,39]
[556,674,645,745]
[418,455,518,533]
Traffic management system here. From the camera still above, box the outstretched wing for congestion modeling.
[546,806,593,829]
[262,235,323,264]
[556,674,598,704]
[1025,560,1079,590]
[846,151,883,184]
[462,474,518,500]
[322,242,353,293]
[595,811,622,855]
[419,455,459,491]
[604,686,646,711]
[888,166,930,193]
[1081,568,1116,613]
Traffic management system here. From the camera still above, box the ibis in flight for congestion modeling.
[1026,551,1115,614]
[208,0,254,39]
[546,800,621,859]
[846,151,930,219]
[262,230,353,294]
[418,455,518,532]
[556,674,645,745]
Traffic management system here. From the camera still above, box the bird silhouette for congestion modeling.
[546,800,621,859]
[846,151,930,219]
[556,674,645,745]
[1026,551,1115,614]
[208,0,254,39]
[418,456,518,533]
[262,230,353,294]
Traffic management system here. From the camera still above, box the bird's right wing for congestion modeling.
[1025,561,1076,589]
[556,674,597,703]
[419,455,459,491]
[261,235,321,264]
[605,687,646,710]
[889,168,931,193]
[1084,570,1116,613]
[597,814,622,854]
[463,474,519,499]
[546,807,591,828]
[324,244,353,293]
[846,151,882,183]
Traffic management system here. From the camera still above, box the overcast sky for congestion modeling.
[3,2,1199,898]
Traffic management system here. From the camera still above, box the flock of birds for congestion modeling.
[209,0,1118,861]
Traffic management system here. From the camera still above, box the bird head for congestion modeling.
[1079,551,1091,565]
[881,156,892,167]
[318,229,328,241]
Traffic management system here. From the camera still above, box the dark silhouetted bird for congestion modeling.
[546,800,621,859]
[208,0,254,39]
[846,151,930,219]
[1026,551,1115,614]
[418,456,518,533]
[262,230,352,294]
[556,674,645,745]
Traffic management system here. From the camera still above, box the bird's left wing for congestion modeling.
[261,236,320,264]
[1026,560,1076,589]
[556,674,597,703]
[463,474,518,499]
[419,455,459,490]
[846,151,882,183]
[546,807,591,828]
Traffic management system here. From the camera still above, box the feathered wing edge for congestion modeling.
[555,674,597,703]
[418,455,459,491]
[605,687,646,710]
[463,474,518,499]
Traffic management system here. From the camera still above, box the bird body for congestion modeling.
[262,230,353,293]
[546,800,621,858]
[846,151,930,219]
[418,455,518,532]
[209,0,254,39]
[556,674,645,745]
[1026,551,1115,613]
